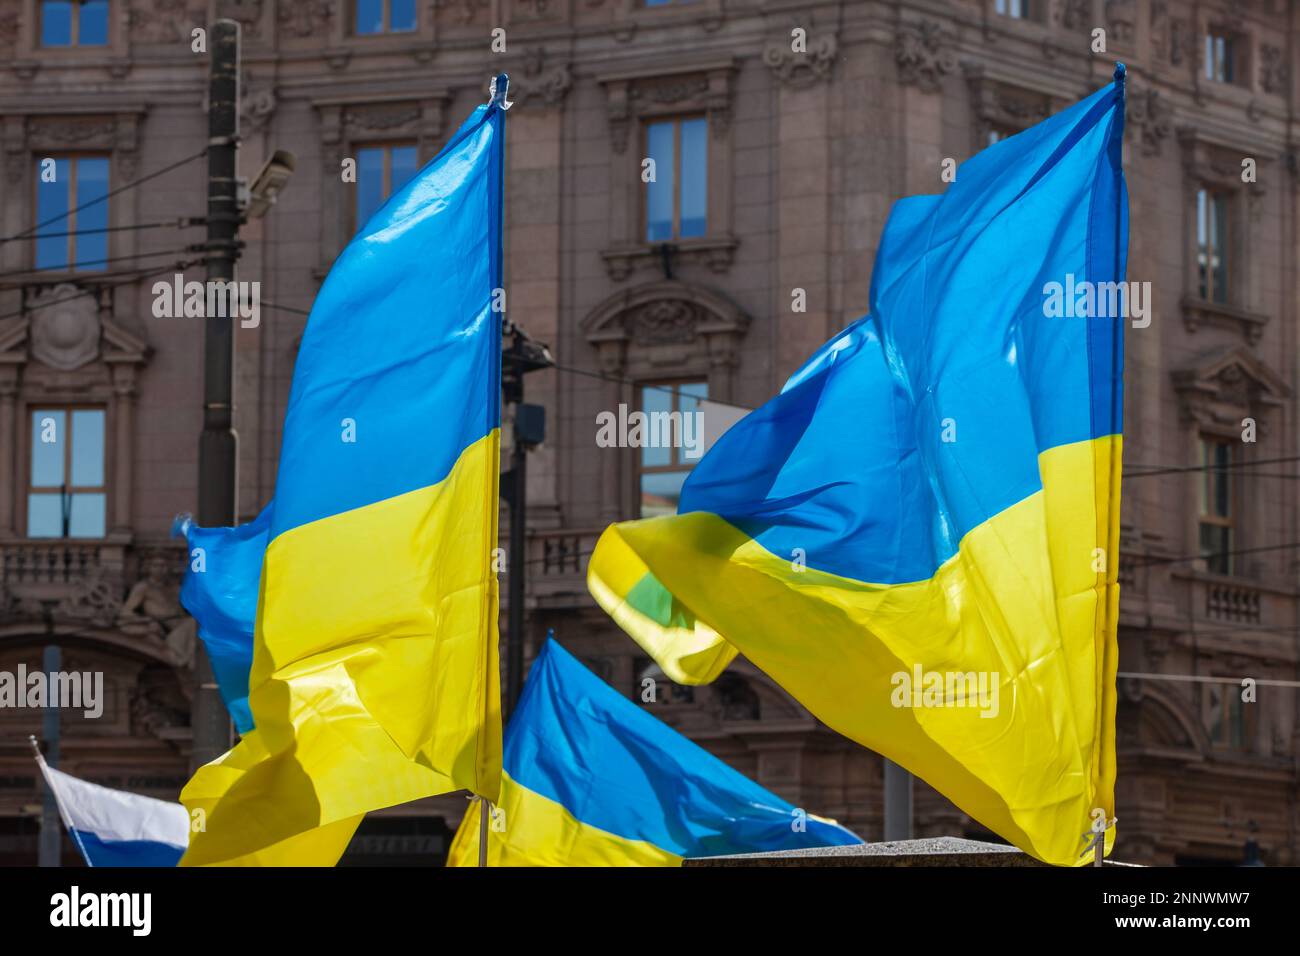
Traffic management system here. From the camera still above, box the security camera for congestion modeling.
[243,149,296,220]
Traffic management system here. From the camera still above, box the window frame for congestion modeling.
[351,140,419,234]
[38,0,110,48]
[1203,680,1253,750]
[1197,436,1236,576]
[1203,28,1244,85]
[994,0,1036,21]
[640,114,708,245]
[1195,186,1231,304]
[23,404,109,540]
[636,379,708,519]
[32,152,111,274]
[352,0,417,38]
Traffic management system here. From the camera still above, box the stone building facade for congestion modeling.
[0,0,1296,865]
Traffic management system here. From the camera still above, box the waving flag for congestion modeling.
[34,744,189,867]
[446,638,861,865]
[588,69,1128,866]
[173,507,269,735]
[179,93,507,866]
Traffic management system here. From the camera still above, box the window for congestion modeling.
[35,156,109,272]
[40,1,109,47]
[639,381,707,518]
[985,124,1019,147]
[355,0,416,35]
[1204,30,1241,84]
[995,0,1034,20]
[355,144,419,231]
[1205,682,1251,749]
[27,408,107,539]
[1196,188,1229,304]
[1199,438,1234,575]
[644,118,707,243]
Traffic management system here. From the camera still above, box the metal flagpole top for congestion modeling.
[489,72,512,110]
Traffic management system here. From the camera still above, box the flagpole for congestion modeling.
[1097,61,1127,869]
[479,71,512,870]
[28,735,95,867]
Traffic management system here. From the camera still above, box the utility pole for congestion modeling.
[37,645,61,866]
[883,759,913,841]
[191,18,241,772]
[500,325,551,716]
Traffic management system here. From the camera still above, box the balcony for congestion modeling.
[0,538,130,627]
[505,527,604,611]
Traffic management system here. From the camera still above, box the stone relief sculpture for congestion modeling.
[117,554,197,671]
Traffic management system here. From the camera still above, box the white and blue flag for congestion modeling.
[34,743,188,867]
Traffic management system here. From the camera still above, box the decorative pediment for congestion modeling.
[596,56,736,155]
[312,92,452,166]
[963,65,1066,152]
[0,289,150,381]
[582,279,748,346]
[582,280,749,377]
[1178,125,1273,189]
[2,108,148,183]
[1171,346,1289,431]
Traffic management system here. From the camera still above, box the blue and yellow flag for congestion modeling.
[588,70,1128,866]
[173,507,269,735]
[447,638,861,866]
[179,98,506,866]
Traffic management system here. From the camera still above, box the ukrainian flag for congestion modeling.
[179,97,506,866]
[588,70,1128,866]
[446,638,861,865]
[173,506,270,735]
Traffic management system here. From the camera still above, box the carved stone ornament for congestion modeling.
[1105,0,1137,47]
[0,8,20,52]
[895,20,955,94]
[436,0,488,25]
[216,0,266,39]
[278,0,333,38]
[1149,1,1170,61]
[1171,346,1289,429]
[628,299,699,345]
[344,105,422,133]
[1260,45,1289,96]
[1057,0,1092,30]
[128,0,207,44]
[509,0,560,22]
[510,48,573,109]
[582,279,750,370]
[600,61,735,155]
[1128,87,1171,158]
[241,69,277,131]
[762,30,839,88]
[28,285,102,371]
